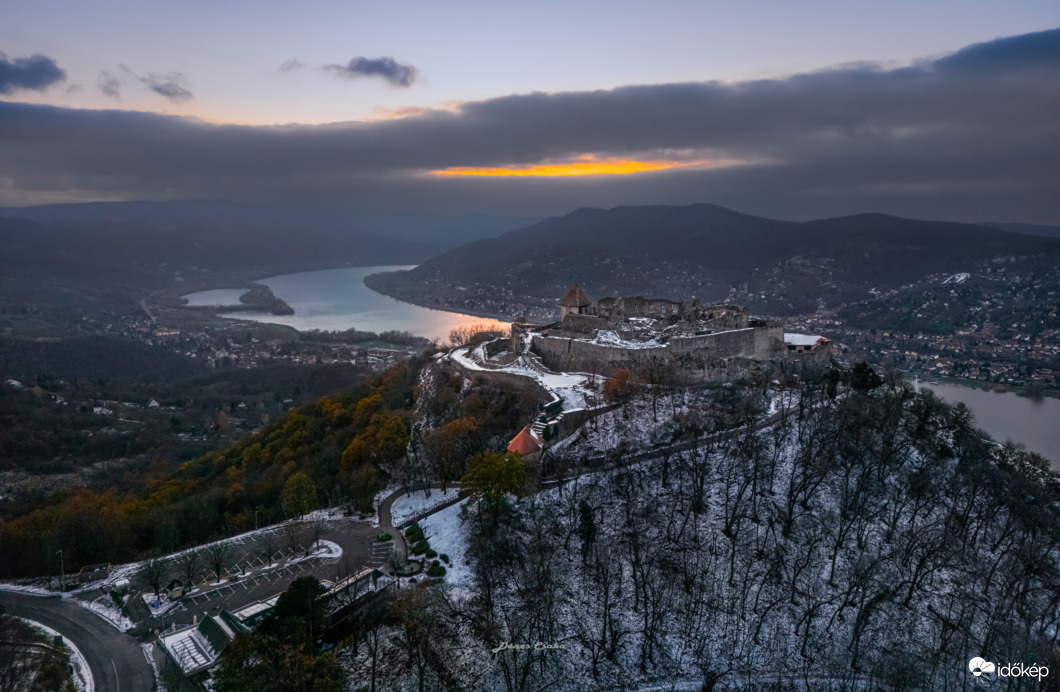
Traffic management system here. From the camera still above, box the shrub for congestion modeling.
[411,539,430,555]
[405,523,425,543]
[425,548,437,559]
[375,533,393,543]
[439,553,450,564]
[426,563,446,578]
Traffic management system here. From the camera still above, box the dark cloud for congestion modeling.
[1,29,1058,222]
[141,73,193,103]
[95,67,193,103]
[933,27,1060,74]
[0,53,65,94]
[97,71,122,98]
[279,59,304,72]
[325,57,418,87]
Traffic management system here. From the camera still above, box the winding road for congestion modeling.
[0,590,154,692]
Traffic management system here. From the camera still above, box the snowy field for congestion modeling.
[419,501,472,600]
[390,488,461,526]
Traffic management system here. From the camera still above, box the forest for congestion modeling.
[336,364,1060,691]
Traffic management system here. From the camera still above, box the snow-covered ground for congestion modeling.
[74,595,134,631]
[451,342,601,412]
[287,539,342,565]
[21,617,94,692]
[0,583,54,596]
[390,488,461,526]
[141,643,161,691]
[419,502,472,600]
[140,591,179,617]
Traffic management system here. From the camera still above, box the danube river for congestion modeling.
[182,266,508,342]
[918,381,1060,470]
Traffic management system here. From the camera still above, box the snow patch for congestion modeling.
[20,617,94,692]
[419,502,472,601]
[390,488,462,526]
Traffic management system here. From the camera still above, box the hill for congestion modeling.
[0,200,431,287]
[365,203,1060,318]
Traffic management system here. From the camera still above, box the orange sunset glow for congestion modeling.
[432,157,705,178]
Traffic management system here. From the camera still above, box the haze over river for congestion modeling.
[182,265,509,341]
[918,381,1060,470]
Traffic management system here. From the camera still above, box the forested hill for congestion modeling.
[341,362,1060,691]
[366,203,1060,317]
[0,360,419,578]
[0,200,431,289]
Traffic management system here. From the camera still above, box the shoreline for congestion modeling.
[362,271,542,325]
[912,373,1059,401]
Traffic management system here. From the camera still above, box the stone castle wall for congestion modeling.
[532,326,764,377]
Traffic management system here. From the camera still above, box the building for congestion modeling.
[513,285,821,380]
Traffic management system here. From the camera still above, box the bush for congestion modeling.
[425,548,437,559]
[375,533,393,543]
[426,563,446,578]
[411,539,430,555]
[405,523,425,543]
[439,553,450,564]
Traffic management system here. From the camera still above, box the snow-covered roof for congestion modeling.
[160,627,216,674]
[784,333,829,346]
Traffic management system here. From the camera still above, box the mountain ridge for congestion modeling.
[365,202,1060,319]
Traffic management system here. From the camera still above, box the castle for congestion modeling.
[511,284,830,380]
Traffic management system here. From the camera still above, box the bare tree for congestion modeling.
[140,556,168,600]
[178,550,200,590]
[204,544,231,584]
[308,518,326,554]
[260,532,276,567]
[284,521,303,557]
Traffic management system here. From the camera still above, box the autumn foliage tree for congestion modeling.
[461,450,525,530]
[603,367,639,403]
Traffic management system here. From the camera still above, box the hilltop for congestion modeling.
[365,203,1060,320]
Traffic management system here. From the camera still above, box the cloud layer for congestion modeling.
[324,57,419,87]
[2,29,1058,221]
[0,53,65,94]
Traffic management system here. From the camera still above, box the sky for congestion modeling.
[2,0,1059,222]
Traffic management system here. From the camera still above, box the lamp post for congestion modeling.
[56,549,65,592]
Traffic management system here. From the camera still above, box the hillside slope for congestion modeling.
[366,204,1060,318]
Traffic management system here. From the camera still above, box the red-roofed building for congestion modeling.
[507,424,544,461]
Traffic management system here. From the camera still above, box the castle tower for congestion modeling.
[560,284,590,318]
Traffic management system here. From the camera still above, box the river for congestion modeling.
[181,265,509,341]
[917,381,1060,470]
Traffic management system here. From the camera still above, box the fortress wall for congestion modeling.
[449,361,553,405]
[670,328,756,358]
[562,314,608,333]
[483,337,508,357]
[532,335,669,375]
[751,321,787,359]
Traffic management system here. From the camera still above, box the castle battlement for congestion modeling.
[516,284,829,380]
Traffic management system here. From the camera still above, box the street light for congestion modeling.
[56,549,65,592]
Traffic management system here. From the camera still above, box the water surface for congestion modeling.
[918,381,1060,470]
[182,266,508,342]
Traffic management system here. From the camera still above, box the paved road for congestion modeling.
[0,589,155,692]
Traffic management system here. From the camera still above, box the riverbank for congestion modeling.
[912,372,1059,400]
[362,270,543,325]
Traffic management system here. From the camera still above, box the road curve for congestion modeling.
[0,590,155,692]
